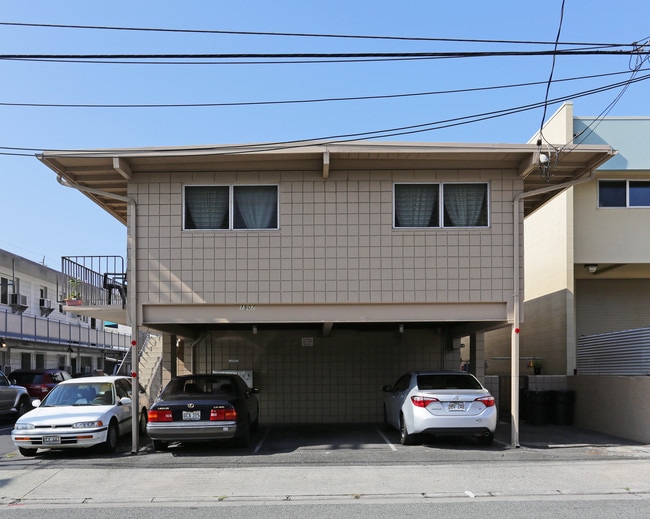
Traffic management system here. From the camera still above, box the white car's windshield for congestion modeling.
[41,383,115,407]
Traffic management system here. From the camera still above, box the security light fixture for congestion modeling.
[66,346,74,353]
[584,264,598,274]
[1,338,6,348]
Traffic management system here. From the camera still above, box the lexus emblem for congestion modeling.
[187,403,195,409]
[454,395,460,400]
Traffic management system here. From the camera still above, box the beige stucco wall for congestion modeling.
[574,174,650,264]
[523,191,573,300]
[528,103,573,146]
[568,376,650,443]
[483,190,576,376]
[132,168,521,323]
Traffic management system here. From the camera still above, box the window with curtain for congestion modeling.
[184,186,229,229]
[394,182,488,228]
[184,185,278,230]
[233,185,278,229]
[394,184,439,227]
[443,183,488,227]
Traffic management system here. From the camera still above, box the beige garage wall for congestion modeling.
[569,375,650,444]
[173,327,451,424]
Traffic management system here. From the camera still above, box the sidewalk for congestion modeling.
[1,422,648,507]
[2,457,649,507]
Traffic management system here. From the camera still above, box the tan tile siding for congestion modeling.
[133,169,520,308]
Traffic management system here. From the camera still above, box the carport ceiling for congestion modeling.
[38,140,614,224]
[145,320,509,340]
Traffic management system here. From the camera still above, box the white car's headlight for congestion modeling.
[72,421,104,429]
[14,423,35,430]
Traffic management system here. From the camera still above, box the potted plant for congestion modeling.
[64,278,83,306]
[532,359,543,375]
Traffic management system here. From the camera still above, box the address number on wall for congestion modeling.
[239,305,256,311]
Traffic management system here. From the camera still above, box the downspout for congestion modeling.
[510,167,597,448]
[56,175,140,454]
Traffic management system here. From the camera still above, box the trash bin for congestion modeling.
[550,390,575,425]
[526,391,551,425]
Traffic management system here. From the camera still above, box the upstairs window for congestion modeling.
[599,180,650,208]
[184,185,278,230]
[394,183,488,228]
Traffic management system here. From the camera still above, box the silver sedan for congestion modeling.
[383,370,497,445]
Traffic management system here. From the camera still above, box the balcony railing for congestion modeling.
[1,307,130,352]
[61,256,127,308]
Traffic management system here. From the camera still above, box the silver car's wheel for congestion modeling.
[400,416,416,445]
[103,421,119,453]
[139,409,148,436]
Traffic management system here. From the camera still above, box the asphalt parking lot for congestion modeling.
[3,420,648,468]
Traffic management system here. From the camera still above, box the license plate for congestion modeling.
[42,435,61,444]
[448,402,465,411]
[182,410,201,420]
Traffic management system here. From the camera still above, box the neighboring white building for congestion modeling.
[0,248,131,375]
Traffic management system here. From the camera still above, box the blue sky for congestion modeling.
[1,1,649,267]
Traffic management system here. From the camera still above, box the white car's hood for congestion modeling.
[17,405,111,426]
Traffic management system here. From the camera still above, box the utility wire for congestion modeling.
[3,72,648,158]
[0,21,632,47]
[1,68,646,109]
[0,48,644,63]
[539,0,566,139]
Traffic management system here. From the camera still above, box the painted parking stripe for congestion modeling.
[375,426,398,451]
[253,427,271,454]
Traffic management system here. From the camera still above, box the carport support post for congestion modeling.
[511,325,520,447]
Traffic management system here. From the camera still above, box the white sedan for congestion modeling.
[383,370,498,445]
[12,376,139,456]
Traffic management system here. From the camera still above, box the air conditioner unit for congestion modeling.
[10,294,27,306]
[39,298,52,308]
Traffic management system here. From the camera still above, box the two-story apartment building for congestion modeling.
[485,103,650,442]
[0,248,131,376]
[38,141,613,434]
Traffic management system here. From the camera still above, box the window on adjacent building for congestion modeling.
[184,185,278,230]
[394,183,488,228]
[599,180,650,207]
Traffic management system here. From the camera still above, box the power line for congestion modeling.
[3,72,648,158]
[1,68,646,109]
[4,67,648,109]
[0,21,632,47]
[539,0,567,138]
[1,49,644,63]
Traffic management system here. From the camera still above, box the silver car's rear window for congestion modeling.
[416,374,482,390]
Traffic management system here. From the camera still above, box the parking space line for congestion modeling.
[253,427,271,454]
[375,426,398,451]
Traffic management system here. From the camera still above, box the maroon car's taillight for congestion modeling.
[411,396,440,408]
[475,396,495,407]
[148,409,173,422]
[210,406,237,421]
